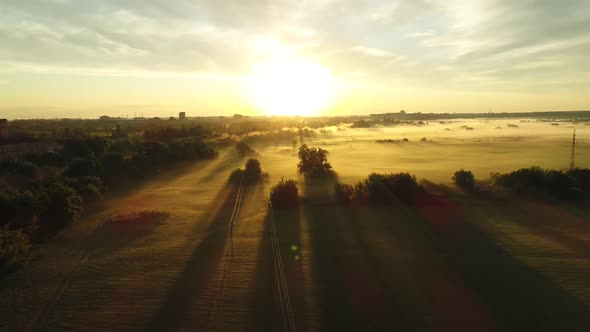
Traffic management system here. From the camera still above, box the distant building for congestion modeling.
[0,119,7,138]
[179,112,186,120]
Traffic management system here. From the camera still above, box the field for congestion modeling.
[1,118,589,331]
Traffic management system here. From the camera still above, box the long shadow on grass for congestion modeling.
[411,187,590,332]
[302,176,418,330]
[197,149,242,185]
[341,203,435,331]
[469,187,590,259]
[146,183,244,331]
[247,206,304,331]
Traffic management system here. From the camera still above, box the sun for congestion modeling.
[247,53,335,116]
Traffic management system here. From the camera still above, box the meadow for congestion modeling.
[1,115,589,331]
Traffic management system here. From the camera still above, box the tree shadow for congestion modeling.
[248,198,305,331]
[83,211,169,259]
[302,177,420,330]
[340,203,435,331]
[430,181,590,260]
[301,185,356,330]
[146,183,243,331]
[197,149,242,185]
[411,185,590,332]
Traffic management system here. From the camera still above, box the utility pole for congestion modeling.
[570,128,576,170]
[300,126,304,147]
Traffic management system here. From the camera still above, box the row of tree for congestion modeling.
[0,135,218,273]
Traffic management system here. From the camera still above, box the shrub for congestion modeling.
[270,179,298,209]
[297,144,332,177]
[38,183,83,233]
[244,158,262,182]
[453,169,475,190]
[236,141,256,157]
[63,176,104,202]
[363,172,420,204]
[568,168,590,193]
[492,166,581,199]
[335,172,420,205]
[0,225,31,272]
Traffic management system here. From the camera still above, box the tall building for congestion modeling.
[179,112,186,120]
[0,119,8,138]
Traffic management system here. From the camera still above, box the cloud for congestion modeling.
[0,0,589,94]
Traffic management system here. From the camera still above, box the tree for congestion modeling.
[39,183,83,232]
[0,225,30,272]
[453,169,475,190]
[297,144,332,177]
[236,141,256,158]
[270,179,298,209]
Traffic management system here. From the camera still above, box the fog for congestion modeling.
[258,119,589,184]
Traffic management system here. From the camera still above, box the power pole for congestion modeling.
[570,128,576,170]
[299,125,304,147]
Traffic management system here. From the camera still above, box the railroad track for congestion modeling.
[262,176,297,332]
[205,174,245,328]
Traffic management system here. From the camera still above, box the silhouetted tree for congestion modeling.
[453,169,475,190]
[297,144,332,177]
[270,178,298,209]
[236,141,256,158]
[38,183,83,232]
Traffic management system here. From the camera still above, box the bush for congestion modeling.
[63,176,104,202]
[363,172,420,204]
[0,225,31,272]
[270,179,298,209]
[297,144,332,177]
[244,158,262,182]
[38,183,83,233]
[568,168,590,193]
[492,166,580,199]
[236,141,256,157]
[453,169,475,190]
[335,172,420,205]
[228,159,263,185]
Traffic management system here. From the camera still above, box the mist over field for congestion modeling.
[259,118,589,185]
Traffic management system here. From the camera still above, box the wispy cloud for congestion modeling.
[1,0,589,112]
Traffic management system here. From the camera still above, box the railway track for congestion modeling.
[262,176,297,332]
[205,174,245,327]
[206,173,296,331]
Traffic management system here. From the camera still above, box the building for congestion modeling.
[179,112,186,120]
[0,119,7,138]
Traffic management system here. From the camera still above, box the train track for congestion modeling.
[205,174,245,327]
[262,176,297,332]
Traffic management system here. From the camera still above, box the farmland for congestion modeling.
[1,116,590,331]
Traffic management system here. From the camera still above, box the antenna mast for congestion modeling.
[570,128,576,170]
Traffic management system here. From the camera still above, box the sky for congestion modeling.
[0,0,589,119]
